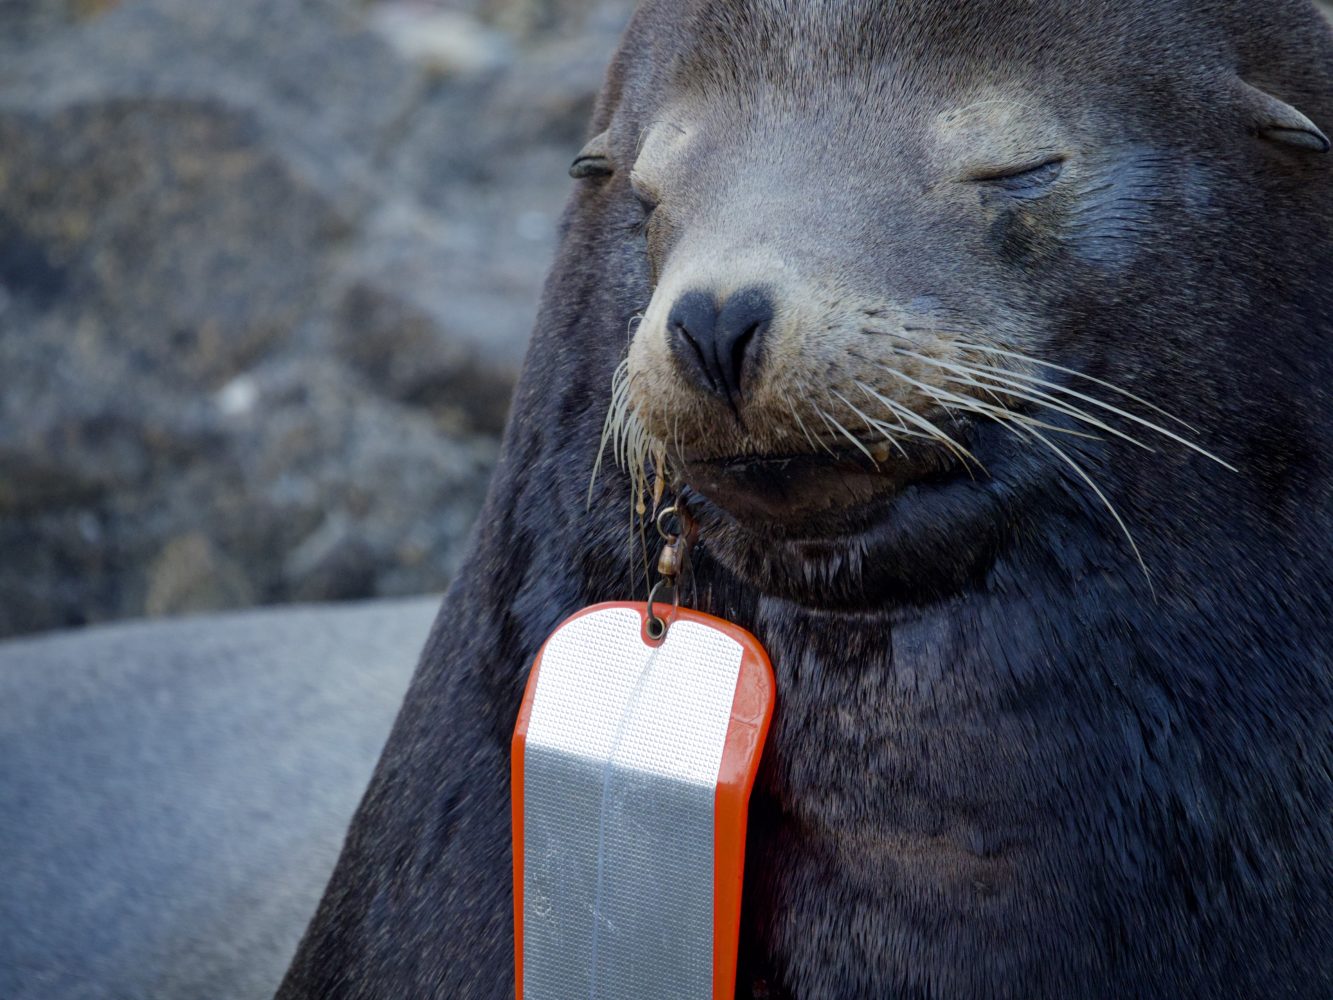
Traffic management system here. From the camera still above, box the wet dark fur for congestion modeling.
[279,2,1333,997]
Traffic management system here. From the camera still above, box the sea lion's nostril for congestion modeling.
[667,286,772,404]
[717,287,772,399]
[667,290,720,393]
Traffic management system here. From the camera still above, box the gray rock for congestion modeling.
[0,0,634,637]
[482,0,630,39]
[0,0,109,58]
[0,98,349,383]
[144,533,258,617]
[333,202,533,434]
[369,4,514,77]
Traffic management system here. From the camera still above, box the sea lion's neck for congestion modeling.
[733,575,1152,994]
[749,577,1112,834]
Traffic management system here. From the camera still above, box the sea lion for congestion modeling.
[279,1,1333,997]
[0,599,432,1000]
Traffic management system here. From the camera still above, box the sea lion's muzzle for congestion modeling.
[625,242,973,528]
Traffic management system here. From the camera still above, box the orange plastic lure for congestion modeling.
[512,601,775,1000]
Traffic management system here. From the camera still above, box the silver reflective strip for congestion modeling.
[523,607,744,1000]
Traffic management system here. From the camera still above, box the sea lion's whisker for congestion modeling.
[878,365,1102,441]
[887,321,1197,436]
[823,396,885,467]
[650,439,669,511]
[591,358,632,506]
[895,350,1156,454]
[804,376,855,455]
[996,417,1154,588]
[920,332,1200,434]
[787,399,823,454]
[808,403,848,458]
[814,406,877,465]
[844,389,934,444]
[938,350,1235,471]
[905,377,1153,585]
[830,389,909,460]
[854,380,983,474]
[592,357,664,536]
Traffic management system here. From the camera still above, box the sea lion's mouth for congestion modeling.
[679,431,969,532]
[670,415,1024,608]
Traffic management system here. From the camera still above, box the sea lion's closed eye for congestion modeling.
[628,176,659,213]
[967,157,1066,191]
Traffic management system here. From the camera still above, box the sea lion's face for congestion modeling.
[594,0,1331,607]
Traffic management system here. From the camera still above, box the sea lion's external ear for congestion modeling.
[1237,79,1330,153]
[569,131,614,179]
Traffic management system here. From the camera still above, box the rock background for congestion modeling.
[0,0,633,637]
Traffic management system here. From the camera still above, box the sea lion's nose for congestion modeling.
[667,287,772,403]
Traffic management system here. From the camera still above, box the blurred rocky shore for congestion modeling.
[0,0,631,637]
